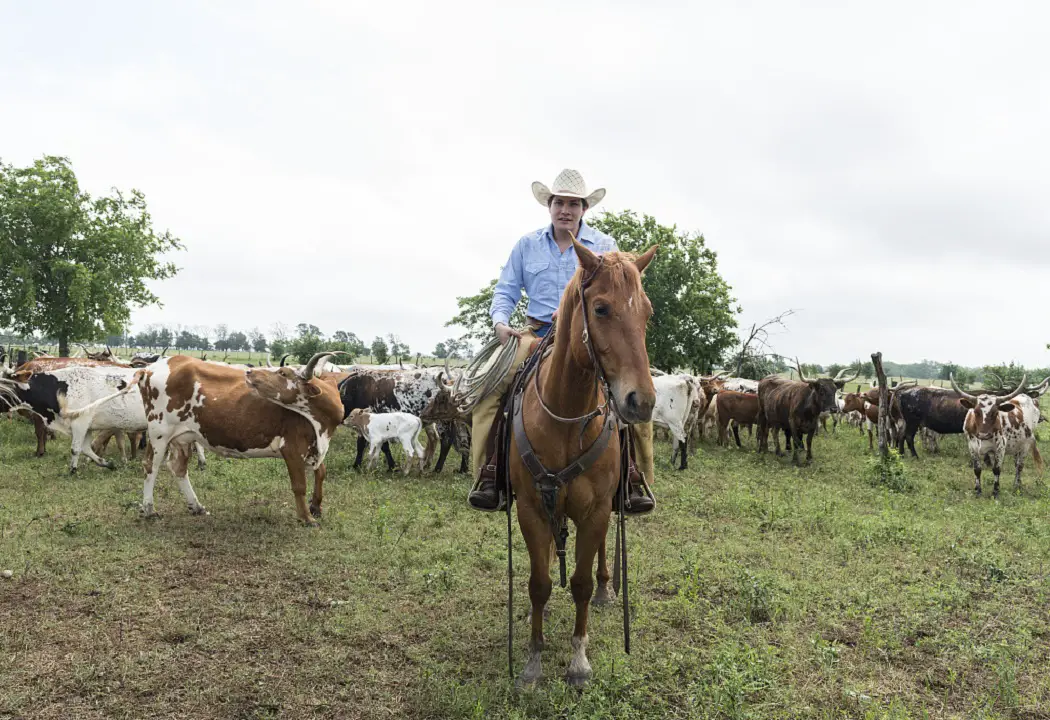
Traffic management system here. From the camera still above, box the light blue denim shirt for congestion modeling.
[490,220,618,331]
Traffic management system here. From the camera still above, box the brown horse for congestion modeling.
[510,234,657,688]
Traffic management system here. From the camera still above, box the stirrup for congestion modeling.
[619,470,655,516]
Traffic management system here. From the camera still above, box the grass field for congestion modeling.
[3,406,1050,719]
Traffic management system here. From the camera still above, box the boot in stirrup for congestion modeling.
[617,461,655,515]
[468,459,506,512]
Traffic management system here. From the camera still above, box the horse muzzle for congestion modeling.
[615,388,655,425]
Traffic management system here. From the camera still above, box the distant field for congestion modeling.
[2,346,466,368]
[3,399,1050,719]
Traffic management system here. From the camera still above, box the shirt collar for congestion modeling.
[544,219,597,245]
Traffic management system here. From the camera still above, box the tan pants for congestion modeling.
[470,329,656,487]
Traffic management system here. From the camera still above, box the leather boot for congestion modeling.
[468,459,506,512]
[617,461,655,515]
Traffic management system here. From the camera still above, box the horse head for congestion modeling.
[565,233,658,425]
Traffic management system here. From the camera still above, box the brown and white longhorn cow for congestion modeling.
[950,373,1045,497]
[129,351,345,523]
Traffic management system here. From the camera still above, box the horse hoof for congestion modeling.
[565,670,591,689]
[189,505,209,516]
[309,504,322,519]
[516,660,542,689]
[141,505,160,520]
[592,587,616,606]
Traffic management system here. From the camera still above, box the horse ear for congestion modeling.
[634,245,659,274]
[571,233,599,272]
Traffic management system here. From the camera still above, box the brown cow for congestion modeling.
[757,363,858,464]
[127,351,346,523]
[715,390,759,447]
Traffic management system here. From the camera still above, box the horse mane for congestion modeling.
[562,250,643,301]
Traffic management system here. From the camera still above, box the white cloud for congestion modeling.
[2,0,1048,367]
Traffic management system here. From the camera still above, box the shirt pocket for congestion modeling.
[523,257,554,297]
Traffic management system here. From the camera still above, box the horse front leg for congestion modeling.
[517,508,553,688]
[567,510,610,688]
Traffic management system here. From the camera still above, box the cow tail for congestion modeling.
[59,387,130,420]
[1031,442,1044,476]
[59,372,144,421]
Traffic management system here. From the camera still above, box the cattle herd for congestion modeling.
[1,347,1048,523]
[649,361,1050,497]
[0,346,470,522]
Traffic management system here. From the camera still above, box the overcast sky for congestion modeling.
[3,1,1048,368]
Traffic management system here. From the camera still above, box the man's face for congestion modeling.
[549,196,585,234]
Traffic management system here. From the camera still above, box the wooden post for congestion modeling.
[871,352,889,458]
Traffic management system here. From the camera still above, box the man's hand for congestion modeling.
[495,323,523,346]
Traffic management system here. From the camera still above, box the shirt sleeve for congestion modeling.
[490,239,525,327]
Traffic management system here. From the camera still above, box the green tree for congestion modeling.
[371,336,389,364]
[296,323,323,339]
[446,278,527,344]
[0,156,183,356]
[444,210,739,372]
[331,331,366,357]
[227,331,248,352]
[589,210,739,373]
[434,342,448,359]
[249,328,267,353]
[289,334,324,364]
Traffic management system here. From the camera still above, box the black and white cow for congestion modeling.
[335,367,454,471]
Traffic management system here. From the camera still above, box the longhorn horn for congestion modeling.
[444,355,450,374]
[280,354,292,367]
[949,372,978,401]
[834,366,860,386]
[986,372,1006,390]
[301,351,338,381]
[1025,375,1050,398]
[998,373,1027,402]
[795,357,808,382]
[265,355,274,368]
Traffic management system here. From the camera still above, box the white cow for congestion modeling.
[24,366,207,473]
[653,374,704,470]
[345,408,427,475]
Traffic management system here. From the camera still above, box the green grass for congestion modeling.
[3,413,1050,719]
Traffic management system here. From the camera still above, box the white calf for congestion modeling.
[346,409,427,475]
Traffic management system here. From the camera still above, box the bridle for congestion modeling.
[530,249,626,445]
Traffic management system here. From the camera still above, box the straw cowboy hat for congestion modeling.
[531,169,606,207]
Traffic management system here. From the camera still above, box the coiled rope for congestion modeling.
[450,334,522,415]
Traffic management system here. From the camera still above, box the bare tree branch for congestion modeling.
[734,309,795,375]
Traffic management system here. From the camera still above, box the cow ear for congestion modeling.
[960,398,975,409]
[303,383,322,397]
[997,402,1016,413]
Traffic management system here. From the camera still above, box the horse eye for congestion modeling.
[594,305,609,317]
